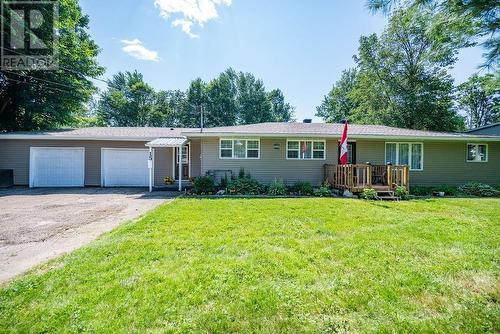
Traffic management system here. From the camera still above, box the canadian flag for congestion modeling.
[339,120,349,165]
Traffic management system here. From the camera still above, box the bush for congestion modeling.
[192,176,216,194]
[228,177,264,195]
[458,182,500,197]
[267,178,287,196]
[433,185,459,196]
[313,186,331,197]
[395,186,409,200]
[410,185,459,197]
[410,186,433,196]
[292,181,314,195]
[218,175,228,190]
[361,187,377,200]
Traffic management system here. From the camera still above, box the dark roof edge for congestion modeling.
[467,122,500,132]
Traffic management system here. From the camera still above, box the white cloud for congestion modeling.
[154,0,232,38]
[172,19,199,38]
[121,39,160,62]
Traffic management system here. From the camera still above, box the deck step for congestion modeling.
[375,190,399,201]
[377,195,399,201]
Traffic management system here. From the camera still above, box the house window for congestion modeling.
[467,143,488,162]
[219,139,260,159]
[287,140,326,160]
[176,145,189,164]
[385,142,423,171]
[337,142,356,164]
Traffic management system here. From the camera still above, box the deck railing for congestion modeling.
[325,164,409,192]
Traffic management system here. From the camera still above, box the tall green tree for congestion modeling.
[347,8,464,131]
[183,78,207,128]
[0,0,104,131]
[205,68,238,127]
[457,73,499,129]
[366,0,499,68]
[236,72,273,124]
[97,71,158,126]
[267,89,295,122]
[316,69,359,123]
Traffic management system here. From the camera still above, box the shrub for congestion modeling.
[238,167,246,179]
[228,177,263,195]
[433,185,459,196]
[361,187,377,200]
[218,175,228,190]
[458,182,500,197]
[192,176,216,194]
[267,178,287,196]
[410,186,433,196]
[292,181,314,195]
[314,186,331,197]
[395,186,409,200]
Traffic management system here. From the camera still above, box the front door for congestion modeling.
[175,145,189,180]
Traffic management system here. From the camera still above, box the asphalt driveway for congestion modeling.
[0,187,177,283]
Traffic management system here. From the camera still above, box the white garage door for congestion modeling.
[102,149,150,187]
[30,147,85,187]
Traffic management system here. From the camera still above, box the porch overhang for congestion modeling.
[145,137,188,147]
[145,137,189,192]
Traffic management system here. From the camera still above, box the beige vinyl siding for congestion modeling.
[355,139,500,186]
[201,137,499,187]
[190,139,202,177]
[153,147,173,186]
[201,137,338,185]
[0,139,177,188]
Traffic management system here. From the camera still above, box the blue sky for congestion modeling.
[80,0,485,122]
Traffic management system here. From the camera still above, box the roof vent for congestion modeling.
[303,119,312,123]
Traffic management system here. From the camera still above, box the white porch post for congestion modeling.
[148,146,153,192]
[178,145,182,191]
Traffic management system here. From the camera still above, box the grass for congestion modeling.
[1,198,499,333]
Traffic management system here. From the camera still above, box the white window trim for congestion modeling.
[286,139,326,160]
[219,138,260,160]
[384,142,424,171]
[466,143,488,163]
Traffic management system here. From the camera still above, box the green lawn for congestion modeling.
[1,198,499,333]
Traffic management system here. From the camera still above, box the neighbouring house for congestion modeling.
[468,122,500,136]
[0,121,499,192]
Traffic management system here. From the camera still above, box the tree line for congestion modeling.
[92,68,295,128]
[316,1,499,131]
[0,0,497,132]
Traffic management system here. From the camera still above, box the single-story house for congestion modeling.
[0,121,499,191]
[468,122,500,136]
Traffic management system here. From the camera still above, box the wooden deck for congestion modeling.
[324,164,409,193]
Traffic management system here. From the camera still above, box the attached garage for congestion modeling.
[29,147,85,187]
[101,148,150,187]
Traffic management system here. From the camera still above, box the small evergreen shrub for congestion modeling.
[228,177,263,195]
[218,175,228,190]
[361,188,377,200]
[458,182,500,197]
[395,186,409,200]
[434,185,458,196]
[267,178,287,196]
[292,181,314,195]
[313,186,331,197]
[192,176,216,194]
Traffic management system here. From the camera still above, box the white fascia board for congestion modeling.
[0,135,158,141]
[181,132,500,142]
